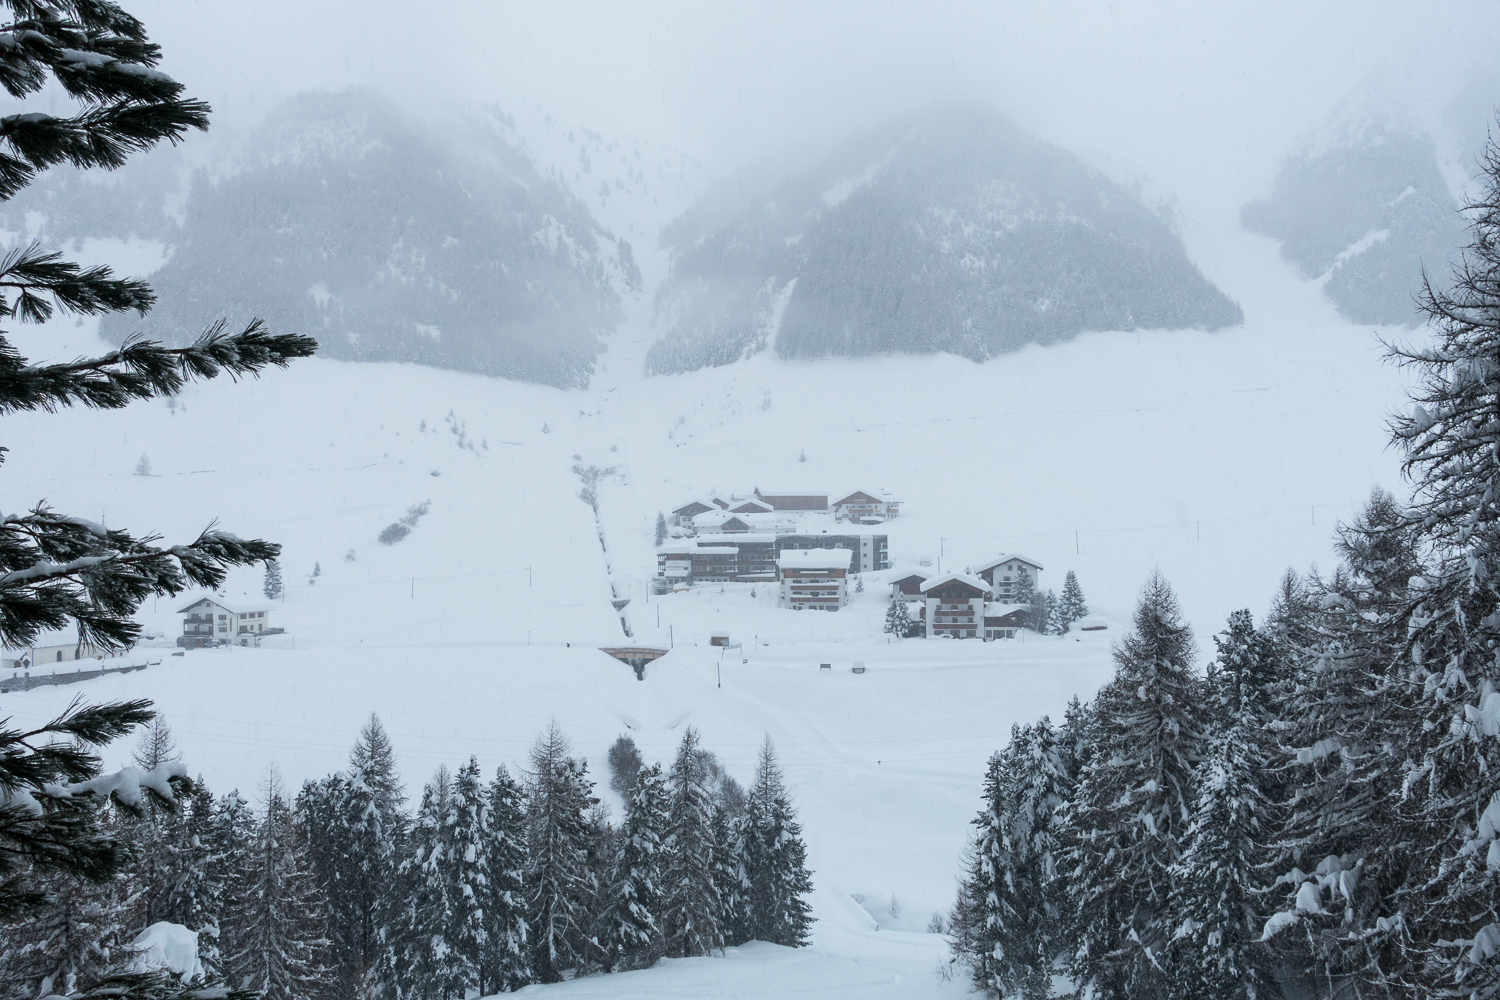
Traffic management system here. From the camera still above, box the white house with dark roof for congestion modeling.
[919,573,993,638]
[832,489,901,522]
[778,548,853,611]
[983,603,1030,639]
[671,500,717,527]
[973,555,1043,603]
[178,596,273,648]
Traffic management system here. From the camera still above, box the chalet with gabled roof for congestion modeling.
[832,489,901,522]
[983,603,1029,639]
[177,596,274,648]
[974,555,1043,603]
[919,573,993,639]
[672,500,716,527]
[890,572,929,602]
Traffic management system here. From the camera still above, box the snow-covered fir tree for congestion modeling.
[583,799,620,972]
[525,722,600,982]
[1167,611,1281,1000]
[607,734,644,796]
[743,736,814,947]
[951,720,1068,997]
[391,766,465,1000]
[654,512,668,546]
[1058,570,1090,629]
[1040,588,1062,635]
[156,778,230,975]
[1259,507,1416,993]
[1012,566,1037,609]
[477,765,531,992]
[212,789,258,973]
[263,559,284,600]
[0,815,134,998]
[713,802,752,948]
[608,762,671,970]
[662,726,724,957]
[331,716,407,998]
[227,769,331,1000]
[446,758,491,995]
[1061,571,1206,999]
[884,597,913,637]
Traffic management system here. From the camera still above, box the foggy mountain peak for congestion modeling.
[99,88,639,388]
[645,104,1243,376]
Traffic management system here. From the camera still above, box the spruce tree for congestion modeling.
[952,721,1067,998]
[1012,566,1037,609]
[211,789,258,975]
[524,722,599,982]
[156,778,229,976]
[390,767,464,1000]
[608,763,670,970]
[447,758,491,996]
[227,770,331,1000]
[1167,612,1280,1000]
[607,734,644,796]
[712,804,752,948]
[1261,541,1411,991]
[1058,570,1090,628]
[481,765,531,993]
[655,512,668,547]
[743,736,813,948]
[1040,588,1062,635]
[330,716,406,996]
[263,560,283,601]
[884,597,913,637]
[1061,571,1206,999]
[662,727,724,957]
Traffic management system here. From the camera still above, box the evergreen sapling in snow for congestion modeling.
[262,559,283,601]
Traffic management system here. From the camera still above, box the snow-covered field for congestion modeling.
[0,182,1418,995]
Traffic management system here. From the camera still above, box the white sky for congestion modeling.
[138,1,1500,216]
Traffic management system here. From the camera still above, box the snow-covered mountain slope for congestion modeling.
[646,104,1243,375]
[89,89,637,388]
[1241,97,1472,327]
[1,196,1413,992]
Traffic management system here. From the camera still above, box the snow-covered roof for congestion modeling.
[973,554,1043,573]
[778,548,854,570]
[984,603,1030,616]
[832,489,897,505]
[176,595,267,615]
[891,570,930,582]
[755,488,827,498]
[4,626,83,652]
[919,573,992,594]
[672,499,714,514]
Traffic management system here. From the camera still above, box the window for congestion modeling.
[218,614,227,620]
[56,651,63,661]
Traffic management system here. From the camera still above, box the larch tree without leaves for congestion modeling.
[524,722,599,982]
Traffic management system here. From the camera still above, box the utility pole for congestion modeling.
[669,625,674,649]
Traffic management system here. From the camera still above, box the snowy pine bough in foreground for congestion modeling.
[950,132,1500,999]
[0,1,312,998]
